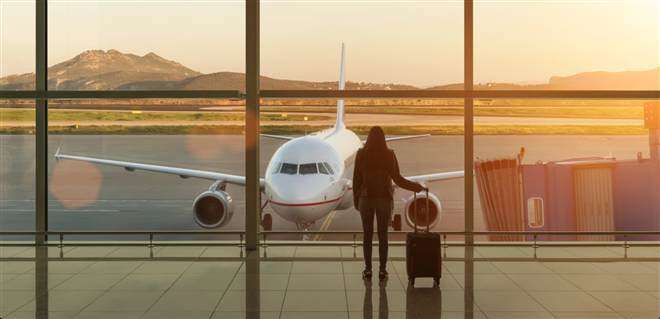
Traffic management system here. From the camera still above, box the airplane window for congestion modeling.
[299,163,318,175]
[280,163,298,175]
[268,162,282,175]
[318,162,329,175]
[323,162,335,175]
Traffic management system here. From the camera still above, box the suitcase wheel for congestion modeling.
[408,277,415,287]
[433,277,440,286]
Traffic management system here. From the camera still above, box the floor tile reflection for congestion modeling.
[2,244,659,319]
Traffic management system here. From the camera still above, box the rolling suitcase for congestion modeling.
[406,190,442,287]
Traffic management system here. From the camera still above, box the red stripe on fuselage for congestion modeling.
[270,198,341,207]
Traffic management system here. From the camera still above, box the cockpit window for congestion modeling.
[323,162,335,175]
[280,163,298,175]
[299,163,318,175]
[268,162,282,175]
[318,163,329,175]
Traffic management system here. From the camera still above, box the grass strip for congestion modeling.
[0,109,331,122]
[263,106,643,119]
[0,125,648,135]
[0,107,644,120]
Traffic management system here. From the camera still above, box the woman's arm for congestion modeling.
[352,150,363,209]
[390,151,424,193]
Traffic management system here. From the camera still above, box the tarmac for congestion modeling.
[0,134,651,242]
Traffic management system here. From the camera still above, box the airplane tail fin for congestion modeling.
[335,43,346,130]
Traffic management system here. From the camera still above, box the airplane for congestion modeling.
[54,44,465,234]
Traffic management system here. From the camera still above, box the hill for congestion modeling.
[549,67,660,90]
[2,49,658,92]
[0,50,201,90]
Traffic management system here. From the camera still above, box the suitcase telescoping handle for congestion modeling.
[413,189,430,233]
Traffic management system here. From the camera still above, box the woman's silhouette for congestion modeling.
[353,126,427,279]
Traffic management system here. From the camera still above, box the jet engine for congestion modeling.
[403,192,442,230]
[192,190,234,229]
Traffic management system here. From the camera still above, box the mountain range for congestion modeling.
[1,50,658,91]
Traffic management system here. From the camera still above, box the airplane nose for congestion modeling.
[275,181,318,203]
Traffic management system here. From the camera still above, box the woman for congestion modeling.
[353,126,428,279]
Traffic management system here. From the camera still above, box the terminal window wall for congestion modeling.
[6,0,660,243]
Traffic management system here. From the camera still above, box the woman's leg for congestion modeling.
[359,197,376,271]
[375,198,393,272]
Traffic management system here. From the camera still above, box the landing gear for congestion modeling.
[260,197,271,231]
[262,213,273,231]
[295,222,315,241]
[392,214,402,231]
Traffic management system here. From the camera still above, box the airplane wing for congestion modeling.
[362,134,431,144]
[394,170,467,189]
[261,134,294,141]
[55,148,266,189]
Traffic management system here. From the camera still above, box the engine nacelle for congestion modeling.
[192,190,234,229]
[404,192,442,230]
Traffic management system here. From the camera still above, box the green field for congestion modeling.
[263,106,643,119]
[0,125,647,135]
[0,109,332,122]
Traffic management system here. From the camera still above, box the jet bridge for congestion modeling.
[475,102,660,241]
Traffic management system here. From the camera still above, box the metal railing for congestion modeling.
[1,230,658,248]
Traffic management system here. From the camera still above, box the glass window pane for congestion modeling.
[260,100,464,243]
[474,100,657,242]
[0,104,36,239]
[268,162,281,175]
[262,0,463,89]
[0,0,35,91]
[299,163,317,175]
[323,162,335,175]
[47,100,245,241]
[318,162,329,175]
[280,163,298,175]
[475,0,659,90]
[48,1,244,91]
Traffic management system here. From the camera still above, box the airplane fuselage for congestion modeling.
[264,127,363,224]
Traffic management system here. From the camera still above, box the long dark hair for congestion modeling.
[361,126,391,170]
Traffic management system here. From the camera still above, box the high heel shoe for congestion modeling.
[378,270,388,279]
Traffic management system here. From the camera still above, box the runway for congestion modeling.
[0,113,643,127]
[0,135,651,242]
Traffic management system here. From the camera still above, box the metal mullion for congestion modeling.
[35,0,48,245]
[245,0,260,250]
[465,0,474,245]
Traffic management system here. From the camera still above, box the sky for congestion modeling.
[1,0,658,87]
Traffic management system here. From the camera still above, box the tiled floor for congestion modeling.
[0,245,658,319]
